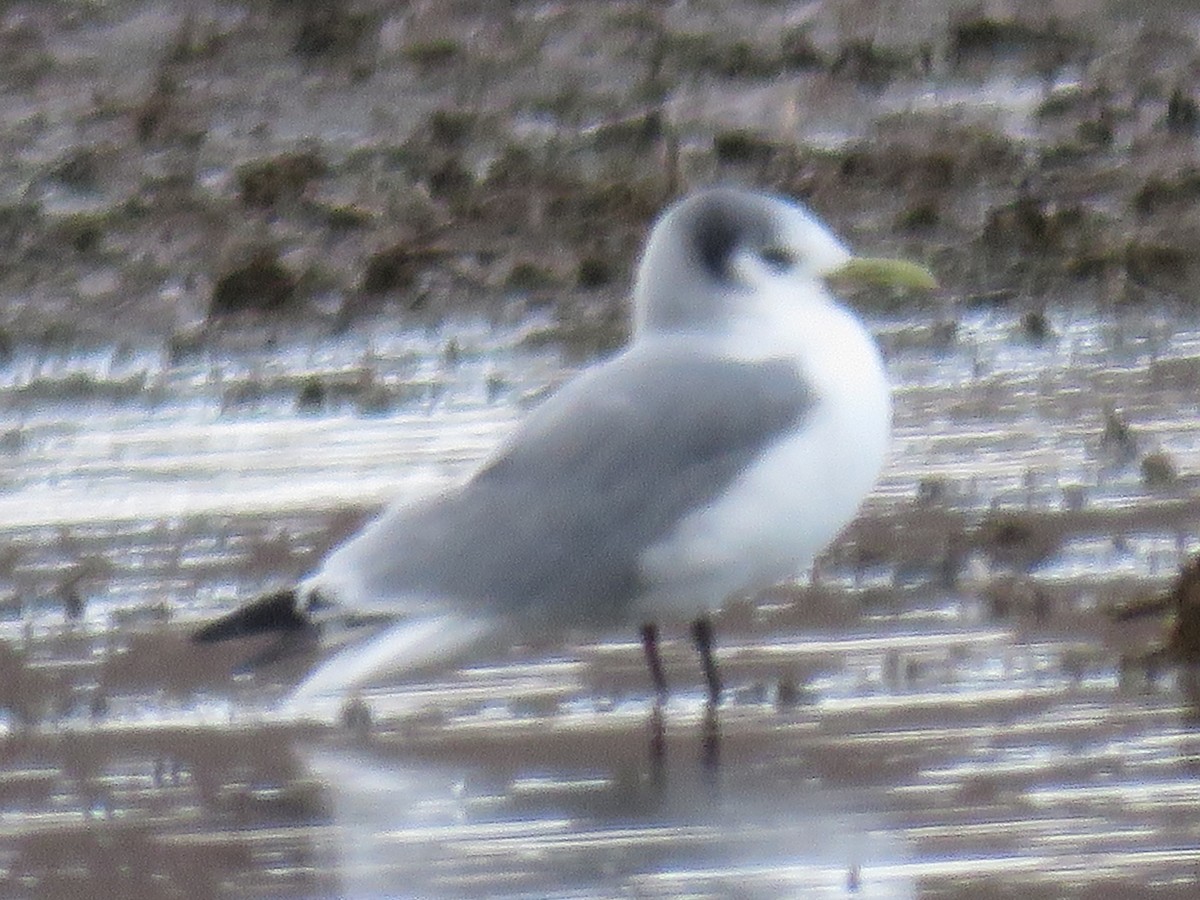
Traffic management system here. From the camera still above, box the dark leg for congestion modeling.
[640,623,668,699]
[690,615,721,705]
[642,624,668,768]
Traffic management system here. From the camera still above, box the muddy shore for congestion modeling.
[5,1,1200,348]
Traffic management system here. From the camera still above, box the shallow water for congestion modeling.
[3,304,1200,898]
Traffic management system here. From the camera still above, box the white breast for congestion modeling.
[635,295,890,618]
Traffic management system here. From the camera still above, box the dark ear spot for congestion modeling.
[692,206,742,281]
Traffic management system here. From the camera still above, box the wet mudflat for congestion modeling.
[1,307,1200,899]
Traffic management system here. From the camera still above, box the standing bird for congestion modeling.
[194,187,935,710]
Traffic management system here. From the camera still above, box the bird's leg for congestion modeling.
[690,615,722,704]
[641,624,669,768]
[640,622,668,700]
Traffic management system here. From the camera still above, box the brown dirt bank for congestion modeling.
[3,0,1200,355]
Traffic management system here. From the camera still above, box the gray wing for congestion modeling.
[325,341,815,623]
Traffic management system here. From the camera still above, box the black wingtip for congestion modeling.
[192,587,308,643]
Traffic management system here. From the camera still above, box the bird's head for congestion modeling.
[633,188,936,337]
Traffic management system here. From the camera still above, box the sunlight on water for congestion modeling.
[3,308,1200,897]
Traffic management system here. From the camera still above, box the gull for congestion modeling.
[193,187,935,710]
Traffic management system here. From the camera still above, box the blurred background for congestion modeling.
[2,1,1200,897]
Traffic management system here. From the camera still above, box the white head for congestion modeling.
[632,188,934,338]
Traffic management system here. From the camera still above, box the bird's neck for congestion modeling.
[718,289,848,359]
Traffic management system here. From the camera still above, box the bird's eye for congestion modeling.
[760,246,795,271]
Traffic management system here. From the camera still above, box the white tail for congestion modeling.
[280,613,497,715]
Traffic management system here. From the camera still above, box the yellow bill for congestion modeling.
[825,257,938,292]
